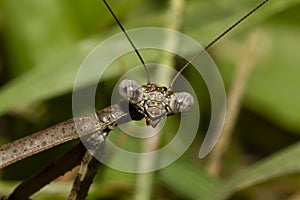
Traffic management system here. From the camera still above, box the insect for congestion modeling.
[0,0,270,198]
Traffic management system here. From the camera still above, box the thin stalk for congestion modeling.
[133,1,185,200]
[206,30,263,176]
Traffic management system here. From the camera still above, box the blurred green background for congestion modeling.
[0,0,300,199]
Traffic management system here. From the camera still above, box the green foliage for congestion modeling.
[0,0,300,199]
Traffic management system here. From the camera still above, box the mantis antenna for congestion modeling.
[103,0,151,84]
[169,0,269,89]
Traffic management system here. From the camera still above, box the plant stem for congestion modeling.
[206,30,263,176]
[133,1,185,200]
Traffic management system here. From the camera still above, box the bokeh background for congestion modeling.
[0,0,299,199]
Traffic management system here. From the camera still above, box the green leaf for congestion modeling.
[203,141,300,200]
[245,25,300,132]
[0,37,96,116]
[212,1,300,132]
[159,158,220,199]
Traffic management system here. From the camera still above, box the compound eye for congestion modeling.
[170,92,194,113]
[118,79,141,101]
